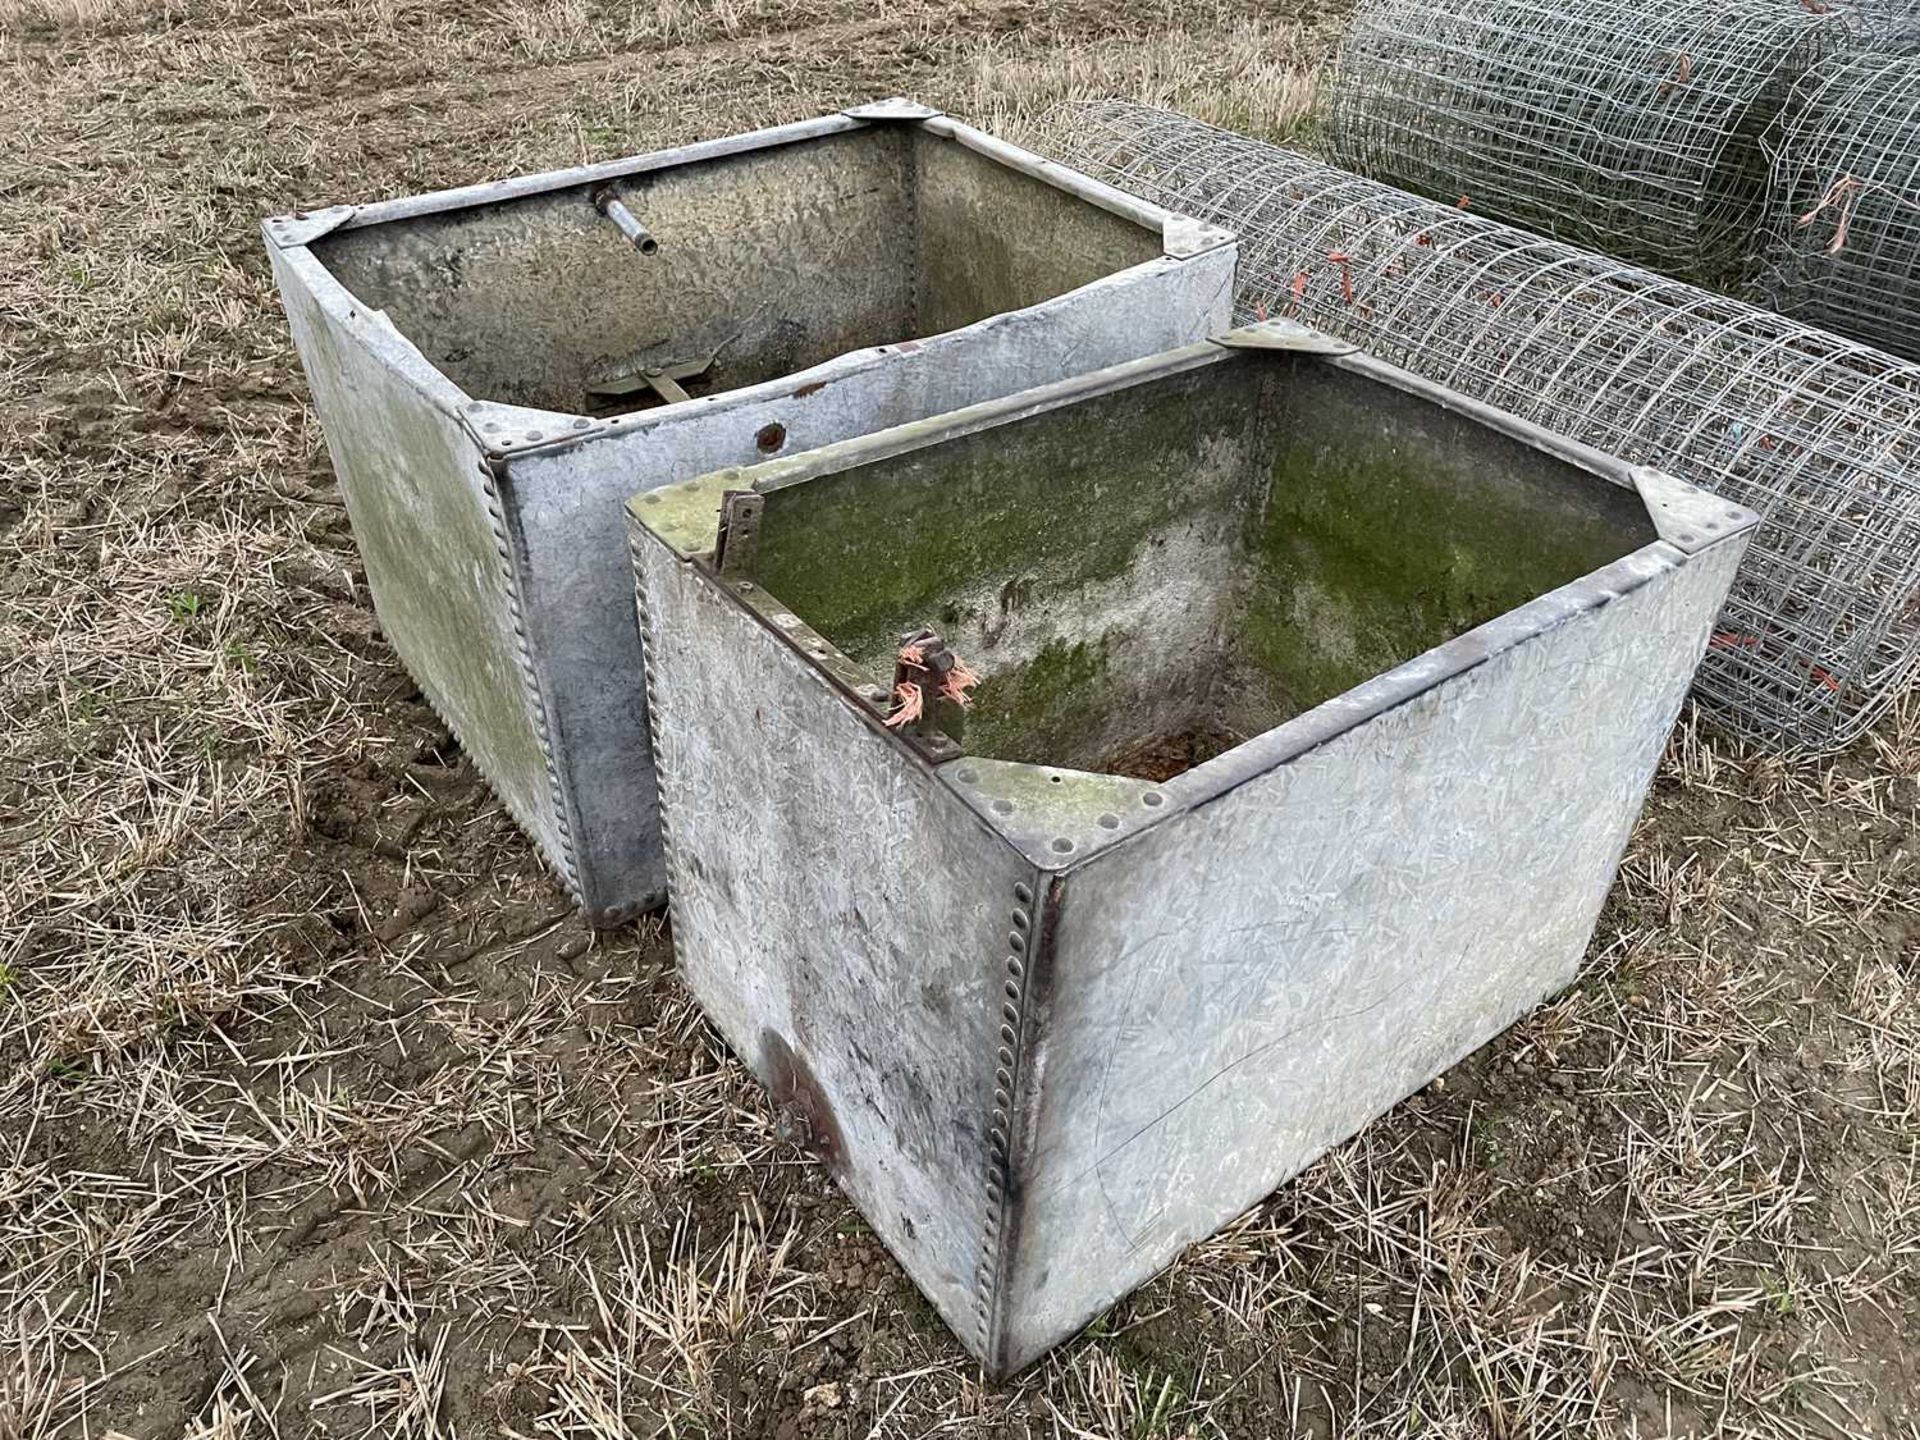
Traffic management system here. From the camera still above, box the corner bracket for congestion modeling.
[262,205,357,248]
[1212,318,1358,356]
[1631,466,1760,554]
[462,400,601,455]
[1163,215,1236,259]
[842,97,943,122]
[941,759,1166,870]
[713,491,765,576]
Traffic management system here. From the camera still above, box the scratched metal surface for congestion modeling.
[996,534,1748,1370]
[629,523,1036,1354]
[265,112,1235,920]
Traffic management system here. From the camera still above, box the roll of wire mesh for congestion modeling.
[1760,52,1920,361]
[1320,0,1860,283]
[1034,100,1920,752]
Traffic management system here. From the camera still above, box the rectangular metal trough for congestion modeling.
[262,101,1235,922]
[624,321,1757,1373]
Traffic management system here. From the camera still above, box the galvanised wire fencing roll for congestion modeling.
[1320,0,1862,283]
[1033,100,1920,753]
[1882,0,1920,47]
[1760,53,1920,360]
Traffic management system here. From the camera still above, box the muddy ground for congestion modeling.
[1,1,1916,1436]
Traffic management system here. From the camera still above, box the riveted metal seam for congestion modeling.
[625,524,683,937]
[974,867,1052,1373]
[479,454,586,906]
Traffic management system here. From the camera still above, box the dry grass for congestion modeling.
[965,16,1329,144]
[1,0,1917,1435]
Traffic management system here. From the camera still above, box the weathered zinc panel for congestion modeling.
[910,128,1167,336]
[269,107,1236,922]
[622,330,1756,1372]
[312,129,919,411]
[504,247,1236,914]
[267,245,570,874]
[996,536,1747,1370]
[629,526,1030,1350]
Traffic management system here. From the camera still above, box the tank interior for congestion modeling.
[311,126,1165,415]
[740,353,1660,779]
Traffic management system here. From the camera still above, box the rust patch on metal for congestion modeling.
[790,380,827,399]
[761,1029,844,1169]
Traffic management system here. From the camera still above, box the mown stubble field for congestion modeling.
[1,1,1916,1435]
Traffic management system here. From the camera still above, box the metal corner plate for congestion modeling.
[462,400,602,455]
[1163,214,1237,259]
[262,205,357,249]
[1631,466,1761,554]
[1212,318,1358,356]
[940,758,1165,869]
[842,97,944,122]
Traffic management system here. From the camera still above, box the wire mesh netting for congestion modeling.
[1883,0,1920,47]
[1760,53,1920,360]
[1321,0,1860,282]
[1034,100,1920,752]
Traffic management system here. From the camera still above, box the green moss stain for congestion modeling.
[748,364,1261,667]
[1244,415,1646,709]
[733,354,1650,774]
[964,637,1111,764]
[628,468,739,555]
